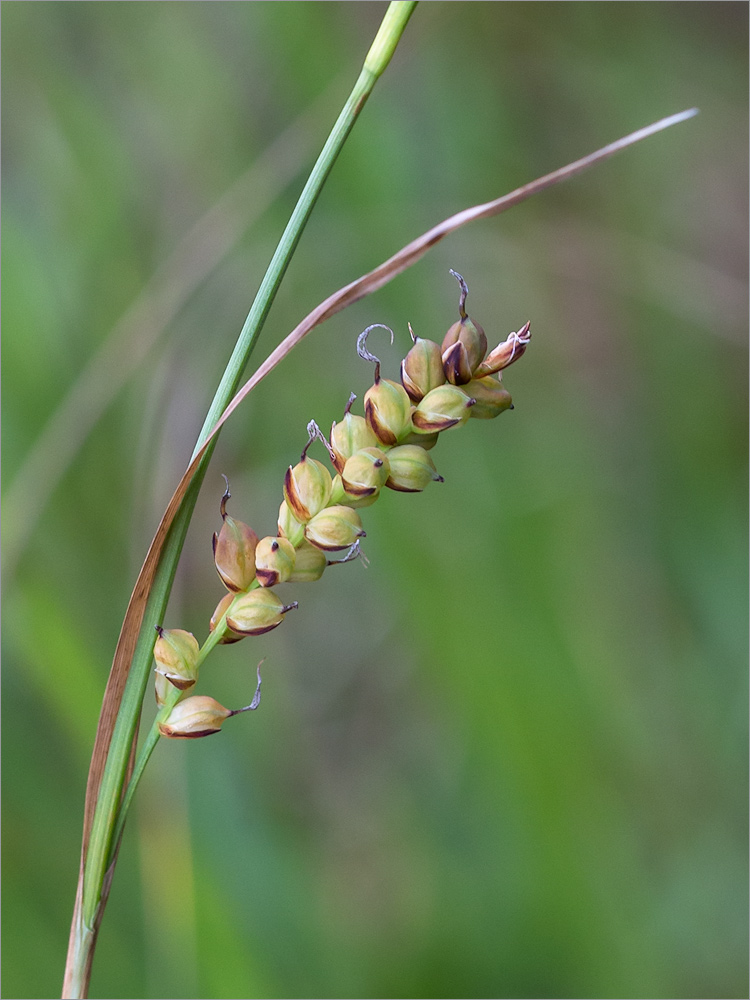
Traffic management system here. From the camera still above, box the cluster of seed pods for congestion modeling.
[153,271,531,738]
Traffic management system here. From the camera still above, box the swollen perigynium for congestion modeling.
[156,272,531,739]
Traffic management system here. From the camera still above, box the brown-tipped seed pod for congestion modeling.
[475,321,531,377]
[401,328,446,402]
[255,536,296,587]
[287,539,328,583]
[441,340,476,385]
[385,444,444,492]
[364,378,413,446]
[154,627,199,691]
[283,455,333,523]
[305,505,366,551]
[341,447,390,497]
[213,501,259,593]
[159,666,263,739]
[209,593,244,644]
[411,384,476,433]
[158,666,263,739]
[226,588,297,636]
[277,500,305,547]
[330,397,379,473]
[464,374,513,419]
[330,475,380,509]
[441,270,488,384]
[158,695,233,739]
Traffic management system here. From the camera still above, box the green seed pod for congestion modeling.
[213,491,259,592]
[356,324,413,445]
[153,627,199,692]
[475,322,531,377]
[364,378,413,446]
[464,374,513,419]
[400,326,446,402]
[385,445,444,492]
[158,667,263,738]
[398,428,440,451]
[277,500,305,547]
[159,696,233,738]
[209,592,244,644]
[283,455,333,523]
[330,475,380,509]
[330,395,378,473]
[411,384,476,433]
[255,535,296,587]
[288,539,328,583]
[341,447,390,497]
[226,588,298,636]
[305,505,366,551]
[441,270,488,384]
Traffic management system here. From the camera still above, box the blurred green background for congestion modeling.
[2,3,747,998]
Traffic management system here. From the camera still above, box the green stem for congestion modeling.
[106,606,236,863]
[72,4,417,988]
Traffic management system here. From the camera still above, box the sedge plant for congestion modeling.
[61,3,697,995]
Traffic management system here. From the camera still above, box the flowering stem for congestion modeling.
[65,5,416,997]
[106,599,237,863]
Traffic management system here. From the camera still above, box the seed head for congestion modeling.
[287,539,328,583]
[411,384,476,433]
[475,322,531,377]
[341,446,390,497]
[226,588,297,636]
[385,445,444,492]
[212,485,259,592]
[330,474,380,509]
[398,428,440,451]
[330,394,378,472]
[255,535,296,587]
[364,378,413,446]
[153,627,199,692]
[400,325,446,402]
[305,505,366,551]
[209,592,245,644]
[441,270,488,384]
[283,456,333,523]
[158,665,263,739]
[464,374,513,419]
[357,324,412,445]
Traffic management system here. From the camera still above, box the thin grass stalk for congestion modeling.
[65,100,696,998]
[63,5,416,997]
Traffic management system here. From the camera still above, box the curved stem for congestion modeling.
[77,3,417,947]
[105,596,240,867]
